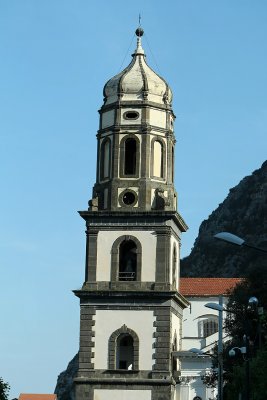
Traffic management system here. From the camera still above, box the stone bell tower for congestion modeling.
[74,27,189,400]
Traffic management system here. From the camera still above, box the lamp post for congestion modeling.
[205,298,224,400]
[214,232,267,254]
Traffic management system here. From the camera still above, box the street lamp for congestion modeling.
[214,232,267,254]
[205,299,224,400]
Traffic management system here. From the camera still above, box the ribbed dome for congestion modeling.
[103,30,172,106]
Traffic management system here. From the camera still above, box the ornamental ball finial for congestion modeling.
[135,27,144,37]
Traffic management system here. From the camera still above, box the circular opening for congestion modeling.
[122,191,136,205]
[123,111,139,120]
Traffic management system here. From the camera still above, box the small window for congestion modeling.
[124,138,137,175]
[123,111,139,120]
[198,316,219,338]
[119,189,137,207]
[203,319,218,337]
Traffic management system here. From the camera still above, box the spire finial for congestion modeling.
[134,16,144,55]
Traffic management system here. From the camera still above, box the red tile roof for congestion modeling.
[180,277,243,296]
[19,395,57,400]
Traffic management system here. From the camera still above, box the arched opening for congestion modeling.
[119,240,137,281]
[171,146,174,183]
[172,333,178,372]
[100,138,111,179]
[116,333,134,370]
[198,316,219,338]
[172,246,177,287]
[124,138,136,175]
[203,319,218,337]
[153,140,164,178]
[108,325,139,370]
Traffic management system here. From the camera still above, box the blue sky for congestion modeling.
[1,1,267,398]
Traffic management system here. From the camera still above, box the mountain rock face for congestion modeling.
[54,353,78,400]
[54,161,267,398]
[181,160,267,277]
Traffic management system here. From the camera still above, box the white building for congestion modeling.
[176,277,242,400]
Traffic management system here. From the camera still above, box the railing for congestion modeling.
[119,272,136,281]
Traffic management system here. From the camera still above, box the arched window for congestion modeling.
[203,319,218,338]
[198,316,219,338]
[116,334,134,369]
[108,325,139,370]
[119,135,140,178]
[172,246,177,288]
[151,138,166,179]
[111,235,142,282]
[100,138,111,179]
[172,332,178,372]
[119,240,137,281]
[124,138,136,175]
[153,140,163,178]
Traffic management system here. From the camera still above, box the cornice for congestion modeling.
[78,210,188,232]
[99,100,173,114]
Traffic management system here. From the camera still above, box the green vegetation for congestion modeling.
[223,264,267,399]
[0,378,10,400]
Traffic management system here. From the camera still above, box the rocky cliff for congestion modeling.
[181,160,267,277]
[54,354,78,400]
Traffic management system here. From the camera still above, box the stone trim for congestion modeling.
[153,308,172,372]
[85,230,99,283]
[108,324,139,370]
[78,307,96,371]
[100,99,173,113]
[110,235,142,282]
[155,228,171,283]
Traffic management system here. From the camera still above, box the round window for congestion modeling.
[122,191,136,205]
[119,190,138,207]
[123,111,139,120]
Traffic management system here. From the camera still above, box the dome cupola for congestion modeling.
[90,27,179,214]
[103,28,173,106]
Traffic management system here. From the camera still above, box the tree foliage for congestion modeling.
[0,378,10,400]
[222,262,267,399]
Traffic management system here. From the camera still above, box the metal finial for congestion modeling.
[135,27,144,37]
[135,13,144,37]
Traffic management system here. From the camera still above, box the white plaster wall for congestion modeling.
[102,110,115,129]
[150,109,166,128]
[120,108,141,125]
[94,389,151,400]
[96,230,157,281]
[182,297,226,341]
[171,313,181,347]
[93,310,155,370]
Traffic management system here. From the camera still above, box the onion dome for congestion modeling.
[103,28,173,106]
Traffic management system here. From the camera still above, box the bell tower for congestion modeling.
[74,27,189,400]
